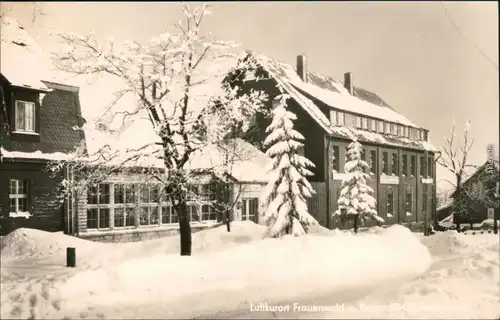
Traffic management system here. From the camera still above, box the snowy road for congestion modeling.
[194,275,417,319]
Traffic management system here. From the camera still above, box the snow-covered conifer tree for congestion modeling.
[261,94,318,237]
[334,138,383,233]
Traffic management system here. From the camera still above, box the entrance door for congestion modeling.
[242,198,259,223]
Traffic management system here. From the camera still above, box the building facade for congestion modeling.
[437,159,499,224]
[228,51,438,229]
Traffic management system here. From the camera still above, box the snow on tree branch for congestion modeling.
[334,138,383,228]
[260,93,318,237]
[49,4,268,255]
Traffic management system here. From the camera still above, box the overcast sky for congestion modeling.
[2,1,498,192]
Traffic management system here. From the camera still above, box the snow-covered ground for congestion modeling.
[0,223,498,319]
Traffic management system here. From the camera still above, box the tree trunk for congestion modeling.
[177,202,192,256]
[353,215,359,234]
[226,209,231,232]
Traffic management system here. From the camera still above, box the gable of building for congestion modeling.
[230,51,438,153]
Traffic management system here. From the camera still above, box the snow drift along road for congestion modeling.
[1,222,431,319]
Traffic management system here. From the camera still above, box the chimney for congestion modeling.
[344,72,353,95]
[296,55,307,82]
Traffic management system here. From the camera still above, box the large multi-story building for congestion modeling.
[227,51,439,228]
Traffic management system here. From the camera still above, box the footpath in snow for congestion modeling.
[4,221,492,319]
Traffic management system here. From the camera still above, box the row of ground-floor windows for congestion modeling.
[86,203,217,230]
[337,185,431,218]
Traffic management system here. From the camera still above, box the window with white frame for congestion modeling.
[361,117,368,130]
[9,179,29,214]
[138,184,160,226]
[391,123,397,135]
[15,100,35,132]
[378,120,384,133]
[356,116,362,128]
[398,125,404,137]
[242,198,259,222]
[114,184,136,228]
[405,126,410,138]
[189,204,200,222]
[87,184,111,230]
[330,110,338,126]
[161,205,177,224]
[337,112,345,126]
[384,122,390,134]
[370,119,377,131]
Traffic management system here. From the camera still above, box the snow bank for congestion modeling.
[335,232,500,319]
[55,225,431,318]
[0,228,102,262]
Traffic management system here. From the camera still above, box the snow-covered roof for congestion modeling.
[437,199,454,211]
[186,138,272,183]
[0,17,58,91]
[243,51,438,152]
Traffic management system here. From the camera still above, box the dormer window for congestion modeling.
[15,100,35,133]
[361,117,368,130]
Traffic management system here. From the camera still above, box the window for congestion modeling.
[402,155,408,176]
[330,110,338,126]
[419,156,424,177]
[138,184,161,226]
[86,184,110,230]
[382,152,388,175]
[391,153,398,175]
[361,117,368,130]
[391,123,397,136]
[338,112,345,126]
[405,187,413,215]
[370,150,377,174]
[114,184,136,228]
[384,122,390,134]
[161,205,177,224]
[398,125,404,137]
[242,198,259,222]
[427,157,433,178]
[331,111,345,126]
[405,127,410,138]
[189,205,199,222]
[201,204,217,222]
[15,100,35,132]
[423,131,428,141]
[9,179,29,214]
[387,187,394,217]
[378,120,384,133]
[410,156,416,176]
[356,116,362,128]
[370,119,377,131]
[331,146,340,172]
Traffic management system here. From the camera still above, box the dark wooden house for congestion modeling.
[437,159,499,224]
[227,51,439,229]
[0,18,86,236]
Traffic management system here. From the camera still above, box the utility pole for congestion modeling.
[423,150,430,236]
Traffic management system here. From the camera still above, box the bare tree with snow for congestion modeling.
[260,93,318,237]
[436,119,476,231]
[334,138,383,233]
[51,4,267,256]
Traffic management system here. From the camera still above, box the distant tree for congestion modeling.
[260,93,318,237]
[51,4,266,256]
[436,119,476,231]
[334,138,383,233]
